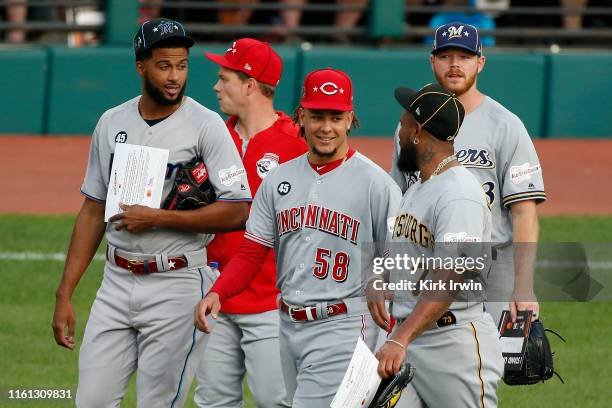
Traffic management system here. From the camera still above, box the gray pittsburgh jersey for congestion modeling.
[391,96,546,244]
[389,166,492,319]
[81,96,251,255]
[245,152,402,306]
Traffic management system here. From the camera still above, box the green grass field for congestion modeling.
[1,215,611,407]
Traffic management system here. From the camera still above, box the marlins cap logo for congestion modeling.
[154,20,179,36]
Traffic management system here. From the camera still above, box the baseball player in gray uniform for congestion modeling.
[372,83,503,408]
[390,22,546,326]
[195,68,402,408]
[51,19,251,407]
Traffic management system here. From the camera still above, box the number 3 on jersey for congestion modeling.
[313,247,350,282]
[482,181,495,208]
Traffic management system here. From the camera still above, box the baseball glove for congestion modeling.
[503,320,565,386]
[368,364,415,408]
[162,158,216,210]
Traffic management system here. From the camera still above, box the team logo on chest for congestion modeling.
[256,153,280,179]
[456,148,495,169]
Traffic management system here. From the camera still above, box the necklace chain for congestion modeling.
[431,154,456,177]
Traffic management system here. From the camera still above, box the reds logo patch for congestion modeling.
[256,153,280,179]
[191,162,209,184]
[178,184,191,193]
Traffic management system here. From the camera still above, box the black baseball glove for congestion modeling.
[163,158,216,210]
[503,320,566,386]
[368,364,415,408]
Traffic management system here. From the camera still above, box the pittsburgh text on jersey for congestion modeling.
[276,204,361,245]
[393,213,434,249]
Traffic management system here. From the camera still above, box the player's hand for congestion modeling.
[52,298,76,350]
[194,292,221,334]
[375,338,407,380]
[109,203,158,233]
[509,290,539,322]
[366,279,393,331]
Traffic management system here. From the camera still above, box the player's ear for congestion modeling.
[477,55,486,74]
[245,77,257,95]
[136,60,145,77]
[297,107,305,126]
[346,111,354,131]
[429,54,435,72]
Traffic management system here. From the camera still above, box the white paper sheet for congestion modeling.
[104,143,169,221]
[330,337,381,408]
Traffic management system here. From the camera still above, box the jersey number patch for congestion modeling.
[482,181,495,208]
[313,247,350,282]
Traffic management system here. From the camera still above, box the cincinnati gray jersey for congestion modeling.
[391,96,546,244]
[81,96,251,254]
[389,166,492,319]
[245,152,401,306]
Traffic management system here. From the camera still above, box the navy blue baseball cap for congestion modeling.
[134,18,194,57]
[431,22,482,57]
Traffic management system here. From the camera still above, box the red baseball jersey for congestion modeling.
[207,111,307,314]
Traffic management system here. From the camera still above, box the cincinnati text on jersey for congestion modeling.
[393,213,434,249]
[275,204,360,245]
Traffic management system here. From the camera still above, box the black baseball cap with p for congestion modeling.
[134,18,194,58]
[394,83,465,142]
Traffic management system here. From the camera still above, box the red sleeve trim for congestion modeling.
[245,231,274,247]
[209,238,271,301]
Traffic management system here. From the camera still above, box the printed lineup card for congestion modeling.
[104,143,169,222]
[330,337,382,408]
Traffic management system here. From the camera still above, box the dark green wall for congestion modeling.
[1,46,610,137]
[0,48,48,134]
[47,47,139,134]
[546,53,611,137]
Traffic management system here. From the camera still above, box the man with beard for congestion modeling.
[372,83,504,408]
[194,68,401,408]
[390,22,546,328]
[51,18,251,407]
[194,38,306,408]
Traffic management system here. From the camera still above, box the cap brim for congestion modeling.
[205,52,240,71]
[394,87,418,111]
[431,43,479,56]
[301,100,353,112]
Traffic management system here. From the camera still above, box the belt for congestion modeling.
[280,299,347,322]
[111,252,187,275]
[396,304,485,331]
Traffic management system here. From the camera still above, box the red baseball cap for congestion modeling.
[205,38,282,86]
[300,68,353,112]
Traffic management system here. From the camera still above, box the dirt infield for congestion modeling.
[1,136,610,215]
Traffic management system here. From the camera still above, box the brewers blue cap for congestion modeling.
[431,22,482,57]
[134,18,194,56]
